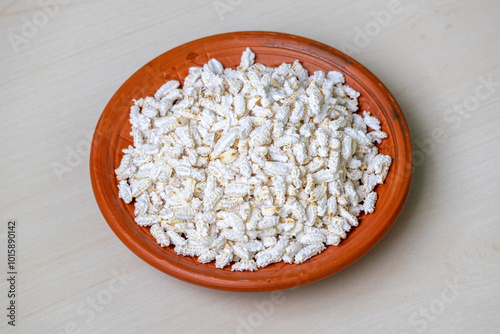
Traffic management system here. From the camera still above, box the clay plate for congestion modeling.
[90,31,413,292]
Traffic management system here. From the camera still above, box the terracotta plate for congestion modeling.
[90,31,413,292]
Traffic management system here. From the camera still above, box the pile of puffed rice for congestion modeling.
[115,48,391,271]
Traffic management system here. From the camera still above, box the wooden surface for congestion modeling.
[1,0,499,332]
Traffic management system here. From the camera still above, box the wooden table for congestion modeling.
[1,0,499,333]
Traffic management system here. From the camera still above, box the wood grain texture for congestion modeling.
[90,31,412,292]
[1,0,499,333]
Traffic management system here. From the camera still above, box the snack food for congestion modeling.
[115,48,391,271]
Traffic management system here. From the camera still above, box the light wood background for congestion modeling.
[1,0,499,333]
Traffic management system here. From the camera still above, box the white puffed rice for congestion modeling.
[115,47,392,270]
